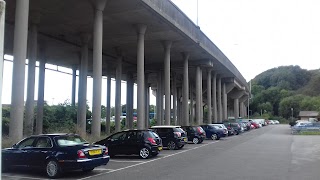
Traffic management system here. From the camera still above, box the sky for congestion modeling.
[2,0,320,108]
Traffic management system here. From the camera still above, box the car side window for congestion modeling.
[35,137,52,148]
[127,131,138,140]
[111,132,127,141]
[17,137,37,148]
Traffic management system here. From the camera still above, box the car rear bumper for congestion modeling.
[59,155,110,171]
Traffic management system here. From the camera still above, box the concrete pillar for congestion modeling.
[91,0,107,138]
[156,71,162,125]
[25,22,38,136]
[106,75,111,134]
[240,101,244,118]
[136,24,147,129]
[196,66,201,125]
[163,41,172,125]
[172,74,177,125]
[126,73,134,129]
[161,71,165,125]
[115,55,122,132]
[223,83,227,121]
[71,66,76,106]
[177,88,181,125]
[217,77,222,122]
[200,68,203,124]
[9,0,29,142]
[190,84,194,124]
[182,53,189,126]
[207,69,212,124]
[212,73,217,123]
[234,98,239,119]
[77,34,90,136]
[145,84,150,128]
[36,48,45,135]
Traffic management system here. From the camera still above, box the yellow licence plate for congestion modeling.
[89,149,102,156]
[158,146,163,151]
[184,138,187,142]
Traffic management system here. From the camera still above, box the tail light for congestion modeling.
[237,124,240,128]
[147,138,157,145]
[197,127,202,134]
[173,132,181,138]
[223,129,227,134]
[104,147,109,155]
[77,150,86,159]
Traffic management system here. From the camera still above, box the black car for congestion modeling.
[95,130,163,159]
[2,134,110,178]
[150,126,187,150]
[200,124,225,140]
[181,126,206,144]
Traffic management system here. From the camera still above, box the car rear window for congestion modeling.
[173,128,185,132]
[55,135,88,147]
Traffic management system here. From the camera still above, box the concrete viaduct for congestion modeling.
[4,0,249,143]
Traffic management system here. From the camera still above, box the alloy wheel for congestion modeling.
[167,141,176,150]
[211,134,218,140]
[192,137,199,144]
[46,160,59,178]
[139,147,150,159]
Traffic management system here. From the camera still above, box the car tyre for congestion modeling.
[83,168,94,173]
[192,137,200,144]
[46,160,61,179]
[139,147,150,159]
[167,141,177,150]
[211,134,220,140]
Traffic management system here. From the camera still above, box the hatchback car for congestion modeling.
[95,130,162,159]
[2,134,110,178]
[181,126,206,144]
[150,126,187,150]
[200,124,225,140]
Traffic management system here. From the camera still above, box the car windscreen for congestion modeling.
[55,135,88,147]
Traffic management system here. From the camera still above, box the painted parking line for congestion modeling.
[79,140,220,180]
[2,174,50,180]
[109,160,144,163]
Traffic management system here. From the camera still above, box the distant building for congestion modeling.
[298,111,320,121]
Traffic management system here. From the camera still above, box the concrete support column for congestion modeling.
[36,47,45,135]
[200,68,203,124]
[106,76,111,134]
[71,66,76,107]
[240,101,244,118]
[77,34,90,136]
[145,84,150,128]
[207,69,212,124]
[217,77,222,122]
[92,0,107,138]
[177,88,182,125]
[212,73,217,123]
[190,84,194,124]
[196,66,201,125]
[136,24,147,130]
[126,73,134,129]
[9,0,29,142]
[25,22,38,136]
[115,55,122,132]
[156,71,162,125]
[234,98,239,119]
[172,75,177,125]
[163,41,172,125]
[182,53,189,126]
[222,83,227,121]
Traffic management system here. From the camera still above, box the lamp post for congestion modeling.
[291,108,293,122]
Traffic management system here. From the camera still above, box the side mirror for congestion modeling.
[12,144,17,148]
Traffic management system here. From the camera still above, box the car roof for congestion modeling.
[151,125,181,128]
[29,133,79,137]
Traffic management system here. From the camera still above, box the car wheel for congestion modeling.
[167,141,177,150]
[46,160,61,178]
[236,131,239,135]
[83,168,94,173]
[192,137,200,144]
[211,134,218,140]
[139,147,150,159]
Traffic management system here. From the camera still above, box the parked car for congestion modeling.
[2,134,110,178]
[210,123,228,137]
[200,124,226,140]
[181,126,206,144]
[95,129,162,159]
[224,123,235,136]
[150,126,187,150]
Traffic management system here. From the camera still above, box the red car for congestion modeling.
[251,122,260,129]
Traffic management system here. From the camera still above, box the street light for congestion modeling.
[291,108,293,122]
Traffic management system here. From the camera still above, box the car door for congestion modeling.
[29,136,53,168]
[126,131,141,154]
[107,132,127,155]
[8,137,37,167]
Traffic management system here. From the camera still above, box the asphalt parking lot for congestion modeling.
[3,125,320,180]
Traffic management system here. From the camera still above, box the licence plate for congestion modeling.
[183,138,187,142]
[158,146,163,151]
[89,149,102,156]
